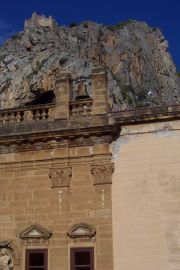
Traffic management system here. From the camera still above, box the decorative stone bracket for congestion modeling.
[49,167,72,188]
[90,163,114,185]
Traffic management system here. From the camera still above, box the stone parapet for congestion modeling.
[0,103,55,125]
[113,104,180,124]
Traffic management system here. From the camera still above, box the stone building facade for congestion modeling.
[0,67,180,270]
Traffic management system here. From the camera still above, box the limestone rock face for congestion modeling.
[0,13,180,110]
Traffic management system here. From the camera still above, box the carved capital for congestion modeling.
[90,163,114,185]
[49,167,72,187]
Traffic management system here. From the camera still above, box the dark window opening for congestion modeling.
[25,90,55,106]
[25,249,47,270]
[71,248,94,270]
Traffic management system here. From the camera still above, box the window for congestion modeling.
[25,249,48,270]
[70,247,94,270]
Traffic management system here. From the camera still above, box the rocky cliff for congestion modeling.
[0,12,180,110]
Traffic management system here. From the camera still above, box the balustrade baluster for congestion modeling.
[35,110,40,120]
[82,105,87,116]
[86,104,91,116]
[71,106,76,117]
[0,114,3,123]
[10,113,15,123]
[42,109,47,120]
[79,105,83,116]
[16,111,22,123]
[3,113,9,123]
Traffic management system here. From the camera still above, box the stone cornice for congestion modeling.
[0,114,113,139]
[0,123,119,154]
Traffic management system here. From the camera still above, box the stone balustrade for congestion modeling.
[31,107,51,121]
[0,110,24,124]
[0,103,55,125]
[0,99,93,126]
[69,99,93,119]
[1,98,179,126]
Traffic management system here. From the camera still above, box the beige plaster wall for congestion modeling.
[112,120,180,270]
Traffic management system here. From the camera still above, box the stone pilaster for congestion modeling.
[91,67,108,115]
[54,71,71,119]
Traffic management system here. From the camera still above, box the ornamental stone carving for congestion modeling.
[0,135,114,154]
[18,224,52,240]
[0,242,14,270]
[68,223,96,239]
[0,248,14,270]
[49,167,72,187]
[90,163,114,185]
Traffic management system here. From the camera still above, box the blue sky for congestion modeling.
[0,0,179,70]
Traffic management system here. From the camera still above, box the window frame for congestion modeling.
[70,247,94,270]
[25,249,48,270]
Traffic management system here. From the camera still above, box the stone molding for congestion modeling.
[68,116,93,128]
[0,134,114,154]
[18,224,52,240]
[49,167,72,188]
[68,223,96,239]
[0,153,112,172]
[90,163,114,185]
